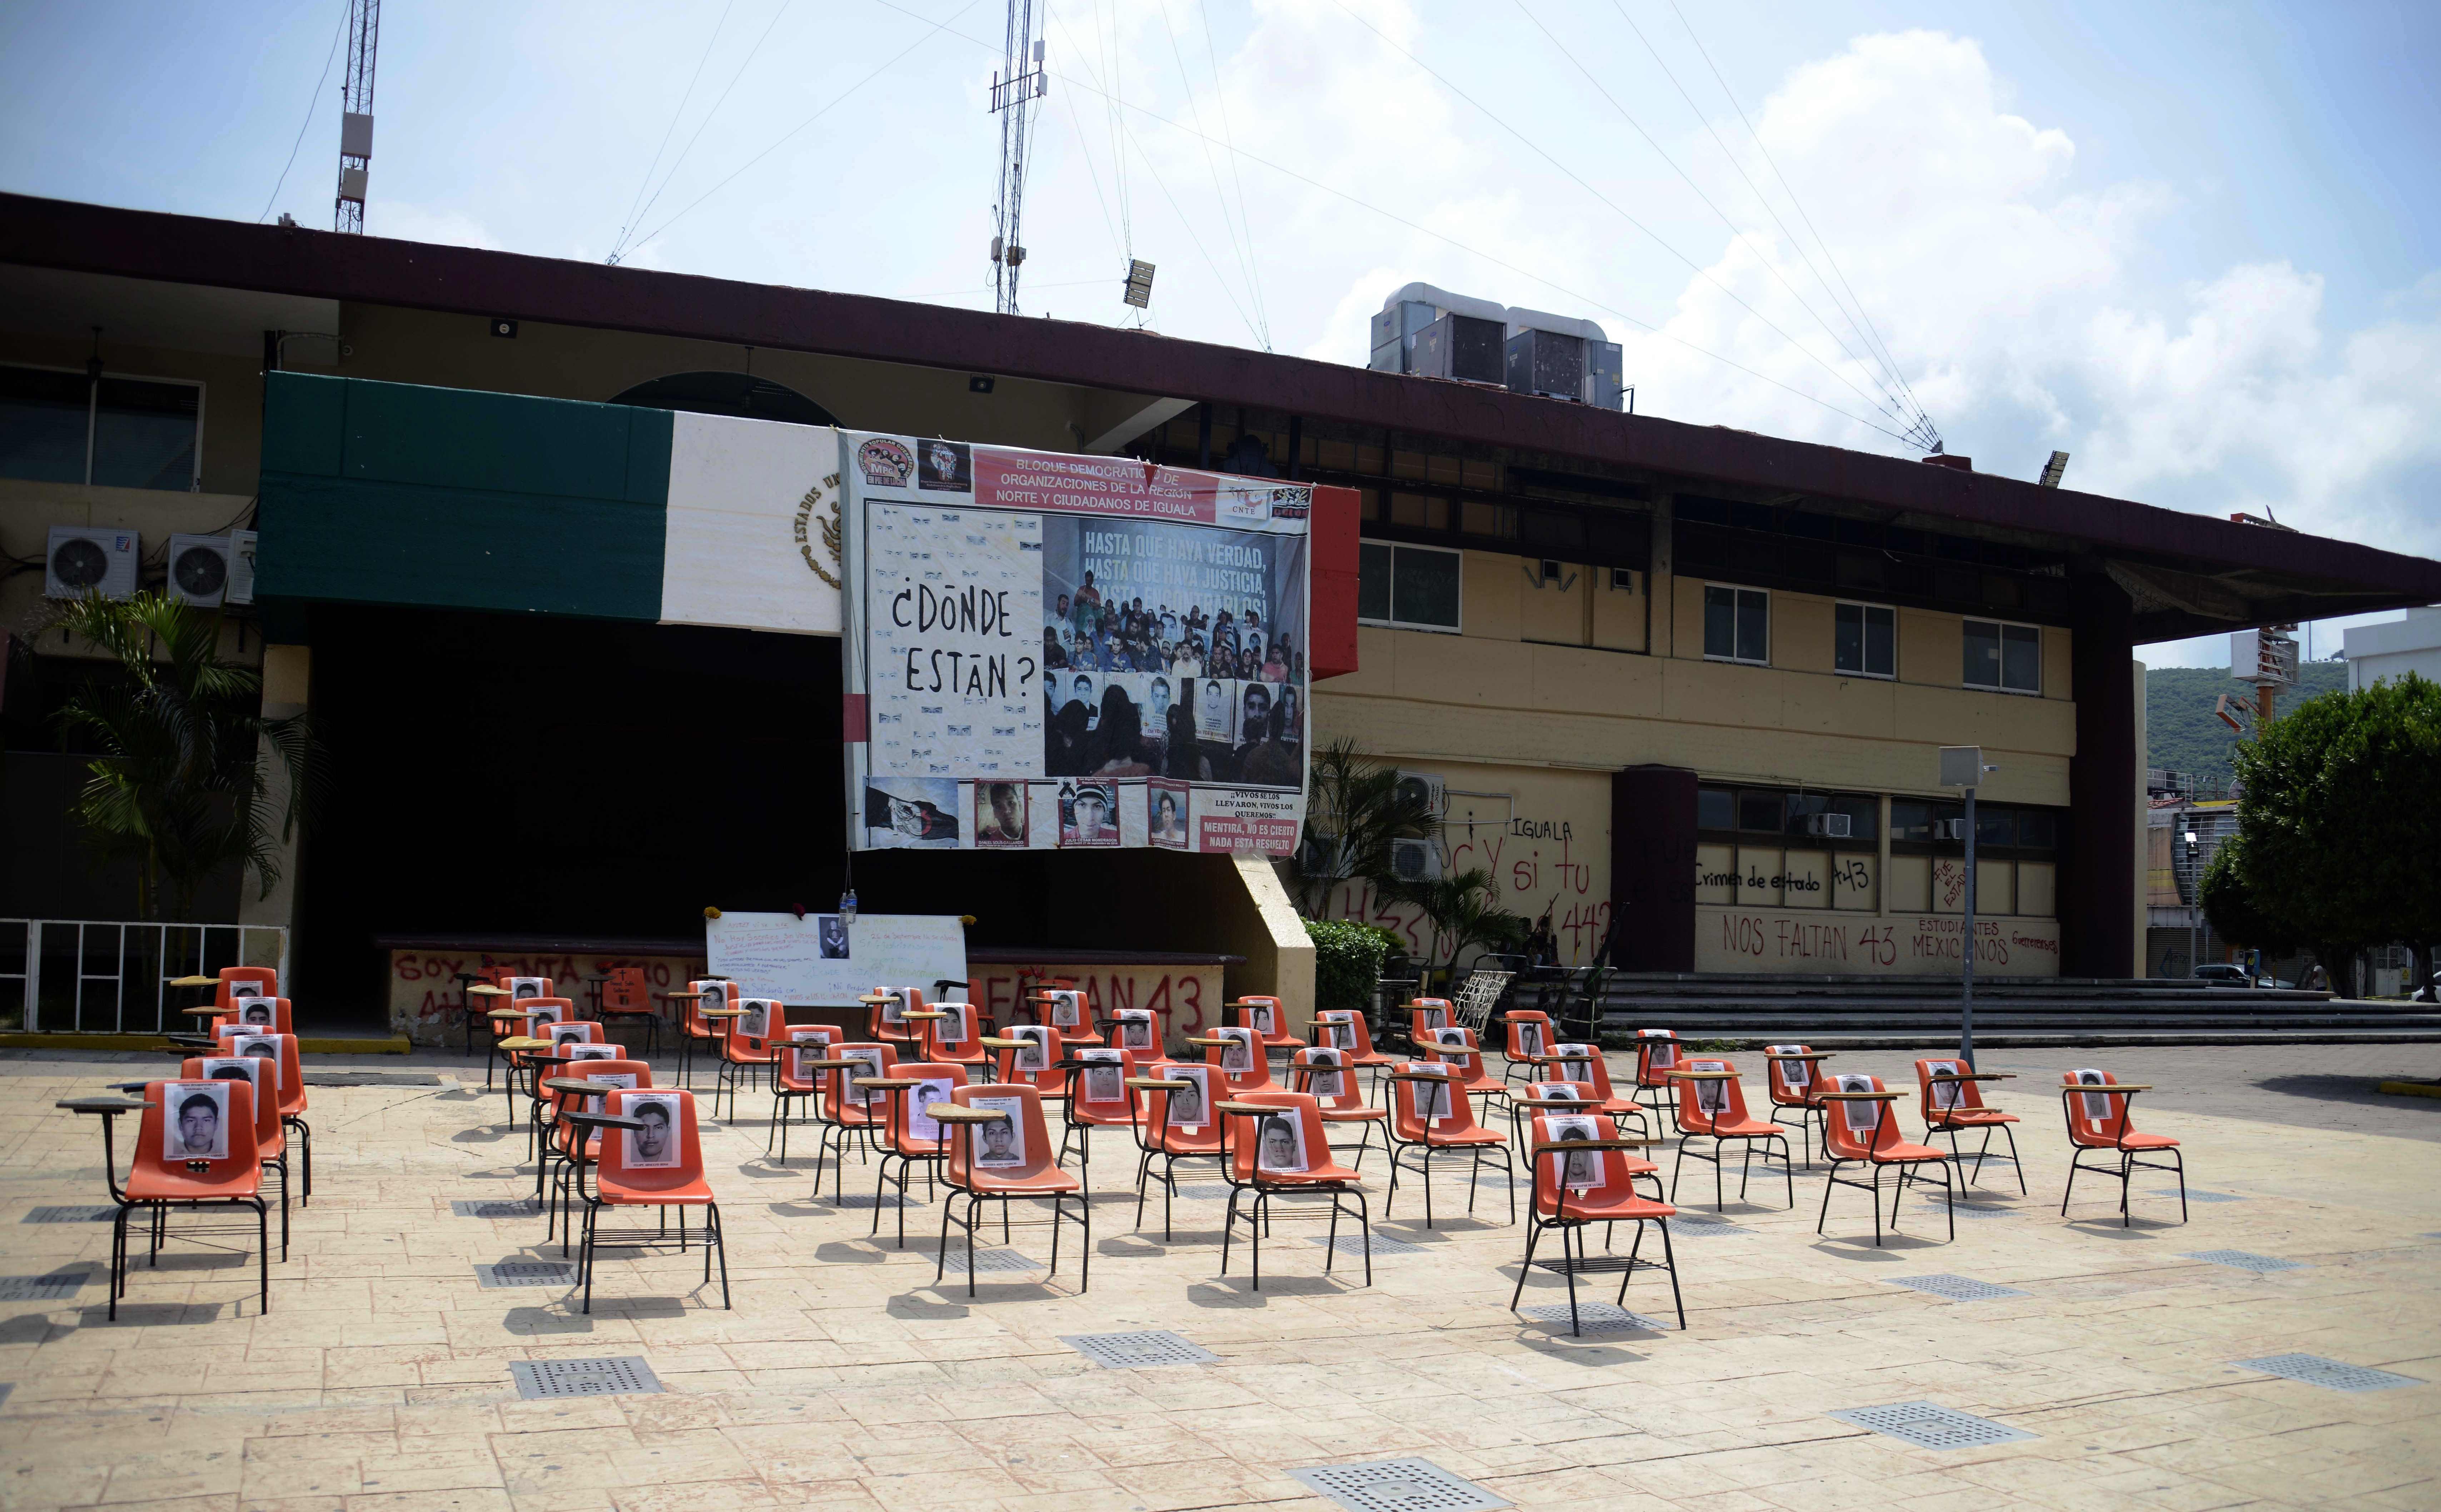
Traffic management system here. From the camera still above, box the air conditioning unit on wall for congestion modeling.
[1804,812,1852,839]
[1389,836,1442,883]
[1934,818,1968,841]
[1394,771,1446,817]
[167,531,257,608]
[44,526,141,600]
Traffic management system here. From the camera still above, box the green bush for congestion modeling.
[1306,918,1390,1018]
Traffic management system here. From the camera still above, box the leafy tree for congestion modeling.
[50,591,321,920]
[1382,866,1531,986]
[1281,739,1437,916]
[2222,673,2441,996]
[2197,832,2296,959]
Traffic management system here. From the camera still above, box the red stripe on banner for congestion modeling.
[1309,485,1361,680]
[841,693,868,742]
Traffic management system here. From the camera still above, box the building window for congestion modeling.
[1703,584,1768,664]
[1835,602,1895,678]
[1963,618,2041,693]
[0,363,203,492]
[1358,541,1462,632]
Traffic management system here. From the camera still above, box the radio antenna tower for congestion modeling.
[334,0,381,233]
[988,0,1047,314]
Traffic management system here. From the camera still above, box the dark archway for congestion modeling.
[609,371,840,427]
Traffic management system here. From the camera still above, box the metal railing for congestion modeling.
[0,919,288,1034]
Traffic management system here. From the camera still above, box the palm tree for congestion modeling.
[49,590,320,920]
[1383,867,1531,988]
[1281,740,1440,916]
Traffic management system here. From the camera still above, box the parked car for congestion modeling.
[2191,964,2294,989]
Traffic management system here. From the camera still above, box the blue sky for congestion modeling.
[4,0,2433,665]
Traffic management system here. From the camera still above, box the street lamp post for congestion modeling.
[1940,746,1997,1070]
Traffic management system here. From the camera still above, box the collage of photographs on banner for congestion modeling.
[846,434,1314,857]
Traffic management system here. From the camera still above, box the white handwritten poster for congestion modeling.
[865,504,1042,781]
[706,912,968,1006]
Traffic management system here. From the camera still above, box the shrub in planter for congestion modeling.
[1306,918,1391,1019]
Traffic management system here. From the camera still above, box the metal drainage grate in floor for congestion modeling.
[1171,1184,1234,1200]
[474,1262,575,1289]
[1287,1457,1511,1512]
[507,1357,664,1399]
[2234,1353,2423,1392]
[830,1192,926,1209]
[304,1071,445,1088]
[1059,1330,1219,1368]
[1519,1302,1673,1333]
[1886,1274,2029,1302]
[933,1248,1039,1274]
[0,1270,93,1303]
[1827,1402,2035,1451]
[1921,1199,2013,1219]
[452,1199,541,1219]
[20,1207,114,1225]
[2184,1250,2306,1273]
[1667,1217,1753,1237]
[1312,1233,1431,1257]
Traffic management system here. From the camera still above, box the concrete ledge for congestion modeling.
[0,1032,413,1054]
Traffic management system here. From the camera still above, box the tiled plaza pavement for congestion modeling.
[1,1043,2436,1511]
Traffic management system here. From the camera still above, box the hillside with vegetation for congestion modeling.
[2146,659,2349,786]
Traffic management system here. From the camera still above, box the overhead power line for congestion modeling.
[260,1,349,223]
[611,0,740,264]
[613,0,796,265]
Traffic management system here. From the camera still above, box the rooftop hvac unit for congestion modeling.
[1803,812,1853,839]
[1411,313,1506,386]
[1587,340,1625,410]
[44,526,141,601]
[1369,299,1440,373]
[1505,328,1586,401]
[1389,836,1442,883]
[167,531,257,608]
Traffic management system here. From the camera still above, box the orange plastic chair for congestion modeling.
[871,1061,970,1247]
[597,966,660,1056]
[1500,1009,1555,1085]
[1227,995,1300,1053]
[1289,1045,1386,1170]
[768,1026,840,1160]
[1510,1110,1682,1336]
[576,1088,728,1314]
[1130,1061,1224,1240]
[990,1024,1068,1101]
[712,996,781,1121]
[1917,1057,2025,1193]
[1385,1061,1515,1227]
[1762,1045,1828,1163]
[1419,1026,1505,1100]
[1217,1091,1371,1288]
[814,1042,899,1204]
[108,1080,270,1318]
[1107,1006,1163,1058]
[923,1002,991,1068]
[1035,987,1103,1048]
[1816,1073,1954,1244]
[1510,1080,1663,1199]
[217,994,292,1035]
[674,978,735,1087]
[1309,1010,1398,1093]
[1059,1046,1139,1184]
[218,1029,311,1202]
[2060,1070,2185,1226]
[184,1054,290,1256]
[215,966,278,1011]
[934,1083,1088,1294]
[1406,998,1455,1047]
[1537,1041,1646,1133]
[1203,1026,1282,1095]
[543,1059,650,1249]
[1631,1029,1682,1122]
[1667,1058,1793,1211]
[870,985,926,1049]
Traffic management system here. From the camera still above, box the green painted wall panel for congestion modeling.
[256,374,672,620]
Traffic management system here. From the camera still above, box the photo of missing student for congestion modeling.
[507,977,547,1002]
[168,1081,231,1160]
[1078,1049,1124,1103]
[970,1095,1025,1167]
[200,1058,260,1099]
[1542,1113,1602,1190]
[1148,779,1190,849]
[1688,1061,1730,1116]
[917,439,973,492]
[1244,999,1278,1035]
[818,916,850,959]
[1009,1024,1053,1073]
[548,1023,590,1049]
[1214,1026,1255,1073]
[232,1034,282,1091]
[1302,1047,1346,1099]
[1837,1072,1882,1130]
[838,1046,888,1106]
[1925,1059,1963,1110]
[238,999,275,1026]
[1315,1013,1356,1050]
[623,1094,682,1168]
[1165,1065,1210,1126]
[1059,781,1121,847]
[1514,1019,1546,1058]
[1555,1043,1597,1084]
[975,782,1029,848]
[1193,677,1234,745]
[907,1077,955,1143]
[736,999,775,1040]
[2073,1068,2113,1121]
[1043,989,1083,1028]
[1255,1110,1307,1175]
[582,1071,637,1113]
[1113,1009,1157,1053]
[1406,1064,1453,1122]
[1431,1026,1470,1050]
[526,1001,567,1026]
[864,777,960,849]
[567,1044,620,1062]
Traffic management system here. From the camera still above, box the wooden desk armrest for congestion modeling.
[928,1104,1007,1124]
[1212,1100,1283,1117]
[659,991,706,1001]
[1387,1070,1458,1082]
[59,1095,149,1114]
[2062,1083,2152,1094]
[1928,1073,2010,1083]
[979,1037,1028,1049]
[1665,1070,1737,1079]
[541,1078,607,1095]
[1819,1090,1905,1101]
[1765,1051,1831,1060]
[1538,1136,1655,1151]
[561,1112,645,1131]
[700,1008,746,1019]
[793,1058,857,1070]
[1126,1077,1193,1091]
[854,1076,920,1090]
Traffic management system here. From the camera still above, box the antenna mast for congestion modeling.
[334,0,381,233]
[988,0,1047,314]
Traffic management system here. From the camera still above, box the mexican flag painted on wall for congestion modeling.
[256,373,845,634]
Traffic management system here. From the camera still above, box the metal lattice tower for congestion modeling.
[988,0,1045,314]
[334,0,381,233]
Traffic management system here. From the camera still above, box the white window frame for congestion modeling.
[0,360,206,492]
[1702,583,1770,666]
[1833,600,1898,680]
[1962,616,2044,695]
[1358,540,1464,634]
